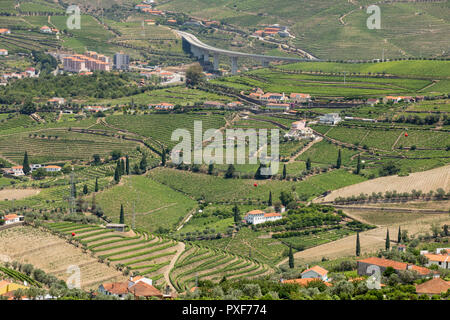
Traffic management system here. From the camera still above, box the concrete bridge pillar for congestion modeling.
[191,46,201,58]
[231,56,238,75]
[203,51,209,62]
[213,54,219,70]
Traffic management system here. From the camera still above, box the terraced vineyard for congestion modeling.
[105,112,229,150]
[0,130,141,163]
[46,222,181,287]
[169,244,272,293]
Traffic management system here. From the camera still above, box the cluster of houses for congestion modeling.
[284,120,316,140]
[98,276,172,299]
[134,1,165,16]
[246,88,311,111]
[281,254,450,296]
[2,164,62,177]
[139,67,184,85]
[1,67,38,85]
[253,25,291,38]
[243,208,284,225]
[147,100,245,111]
[40,25,59,35]
[383,96,425,104]
[83,106,110,113]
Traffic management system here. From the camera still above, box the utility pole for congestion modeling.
[69,168,75,214]
[132,201,136,230]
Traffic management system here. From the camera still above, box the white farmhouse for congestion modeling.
[2,214,23,225]
[44,165,62,173]
[301,265,329,282]
[423,250,449,270]
[11,166,24,176]
[319,113,342,125]
[244,210,282,225]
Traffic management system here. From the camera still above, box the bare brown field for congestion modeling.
[0,226,127,290]
[0,188,40,201]
[316,165,450,203]
[349,200,450,211]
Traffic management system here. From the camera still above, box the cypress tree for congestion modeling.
[385,228,390,250]
[306,157,311,171]
[22,151,31,175]
[119,204,125,224]
[125,155,130,175]
[282,164,287,179]
[83,184,88,195]
[94,177,99,192]
[119,159,125,175]
[114,164,120,183]
[356,232,360,256]
[225,164,235,179]
[139,155,147,173]
[268,191,272,206]
[72,183,77,199]
[208,162,214,175]
[161,148,166,166]
[336,149,342,169]
[233,204,240,224]
[288,246,294,269]
[91,194,96,212]
[356,154,361,174]
[398,226,402,243]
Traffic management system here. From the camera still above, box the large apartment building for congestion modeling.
[63,51,111,73]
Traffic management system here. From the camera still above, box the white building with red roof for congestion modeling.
[301,265,329,282]
[2,214,23,225]
[244,209,282,225]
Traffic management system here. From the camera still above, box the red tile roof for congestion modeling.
[302,265,328,277]
[425,253,449,263]
[264,212,281,218]
[129,281,163,298]
[4,214,19,220]
[102,282,129,295]
[415,277,450,295]
[358,257,407,270]
[246,210,264,215]
[358,257,432,275]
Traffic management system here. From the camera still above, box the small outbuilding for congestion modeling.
[106,223,126,232]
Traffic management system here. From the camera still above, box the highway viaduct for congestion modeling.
[177,30,316,74]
